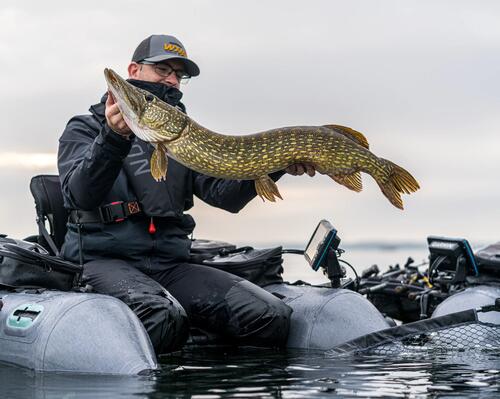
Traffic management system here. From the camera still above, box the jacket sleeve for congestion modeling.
[58,117,132,210]
[192,170,286,213]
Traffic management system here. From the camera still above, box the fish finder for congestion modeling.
[427,235,478,286]
[304,220,341,272]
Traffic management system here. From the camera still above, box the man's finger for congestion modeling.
[109,113,125,126]
[107,103,121,116]
[107,90,116,105]
[295,164,305,176]
[305,164,316,177]
[285,163,317,176]
[106,92,113,108]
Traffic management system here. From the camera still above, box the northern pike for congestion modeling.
[104,68,419,209]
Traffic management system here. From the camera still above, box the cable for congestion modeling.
[281,249,304,255]
[428,255,445,285]
[339,258,360,291]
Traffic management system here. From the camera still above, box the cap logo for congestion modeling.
[164,43,187,57]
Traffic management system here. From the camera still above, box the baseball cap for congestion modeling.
[131,34,200,77]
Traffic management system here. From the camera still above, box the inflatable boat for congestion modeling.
[1,175,499,375]
[2,217,500,375]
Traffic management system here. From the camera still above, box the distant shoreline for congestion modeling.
[232,240,491,252]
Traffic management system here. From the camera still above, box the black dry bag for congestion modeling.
[0,235,82,290]
[189,239,284,287]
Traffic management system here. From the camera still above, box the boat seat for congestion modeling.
[30,174,68,256]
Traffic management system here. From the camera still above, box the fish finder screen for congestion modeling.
[304,220,336,270]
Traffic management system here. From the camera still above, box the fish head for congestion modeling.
[104,68,186,142]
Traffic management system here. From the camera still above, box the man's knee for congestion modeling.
[226,280,291,347]
[127,289,190,354]
[83,259,190,353]
[250,297,291,347]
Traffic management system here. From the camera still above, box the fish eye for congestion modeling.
[145,94,154,102]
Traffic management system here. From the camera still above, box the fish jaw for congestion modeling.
[104,68,144,130]
[103,68,178,143]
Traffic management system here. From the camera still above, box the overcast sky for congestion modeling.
[1,1,499,257]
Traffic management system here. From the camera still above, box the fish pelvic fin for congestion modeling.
[254,175,283,202]
[150,143,169,182]
[328,172,363,192]
[377,159,420,210]
[323,125,370,149]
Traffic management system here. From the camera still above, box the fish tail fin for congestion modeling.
[376,159,420,210]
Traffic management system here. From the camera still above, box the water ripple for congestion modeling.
[1,346,500,398]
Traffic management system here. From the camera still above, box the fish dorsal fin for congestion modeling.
[323,125,369,149]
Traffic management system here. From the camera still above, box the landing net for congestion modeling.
[328,309,500,357]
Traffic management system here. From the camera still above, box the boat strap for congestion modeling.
[36,217,59,255]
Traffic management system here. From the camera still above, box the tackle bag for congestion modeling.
[189,239,284,287]
[475,242,500,276]
[0,235,82,290]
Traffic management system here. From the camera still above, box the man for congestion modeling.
[58,34,316,354]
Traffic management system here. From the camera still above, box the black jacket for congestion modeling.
[58,82,284,269]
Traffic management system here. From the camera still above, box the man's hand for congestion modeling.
[285,163,316,177]
[105,91,132,137]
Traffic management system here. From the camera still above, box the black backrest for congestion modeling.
[29,175,68,255]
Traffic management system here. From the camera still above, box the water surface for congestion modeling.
[2,347,500,398]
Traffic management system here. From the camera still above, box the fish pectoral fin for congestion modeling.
[328,172,363,192]
[323,125,370,149]
[254,175,283,202]
[150,143,169,182]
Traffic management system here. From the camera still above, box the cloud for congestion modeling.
[0,152,56,169]
[1,1,499,245]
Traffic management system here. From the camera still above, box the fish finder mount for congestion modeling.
[304,220,345,287]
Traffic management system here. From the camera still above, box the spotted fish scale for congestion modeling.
[104,68,420,209]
